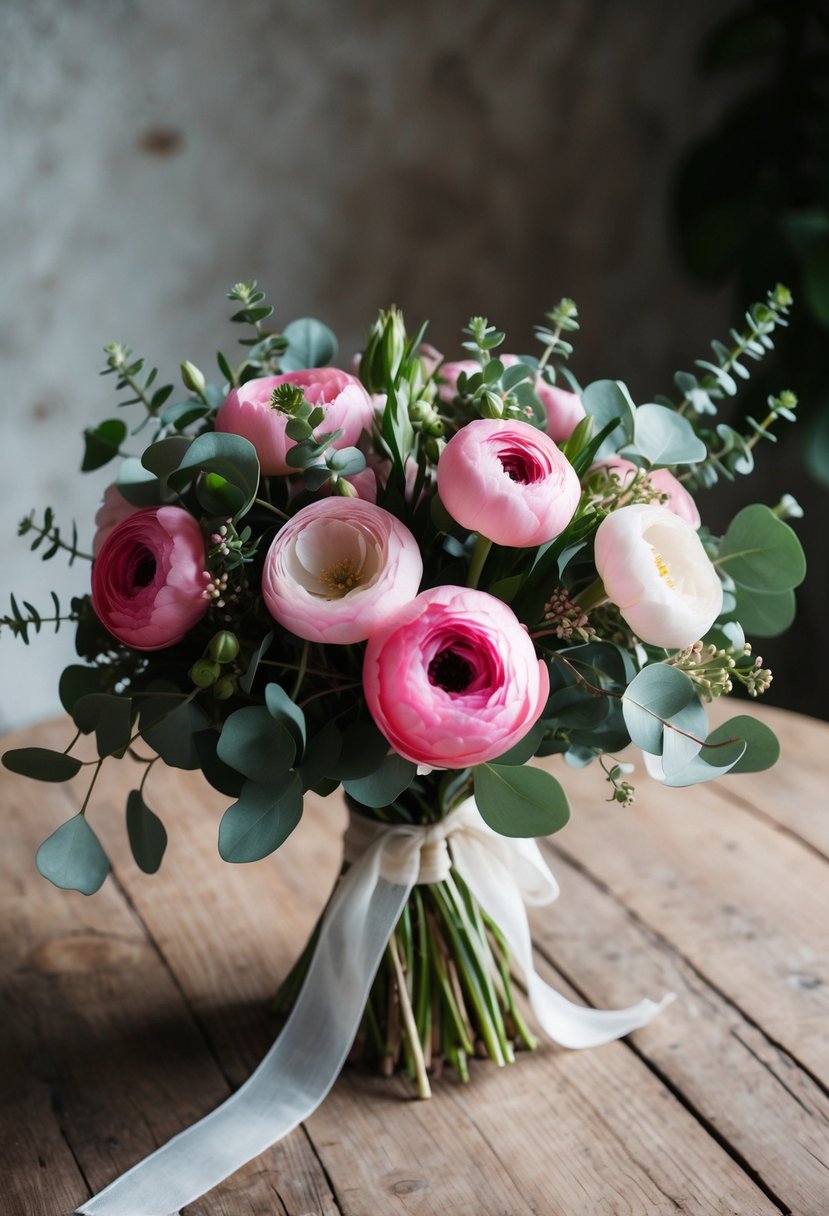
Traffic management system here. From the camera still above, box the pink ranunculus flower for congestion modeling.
[92,484,139,557]
[437,418,580,547]
[594,503,722,649]
[262,498,423,645]
[500,355,586,444]
[214,367,375,476]
[592,456,701,529]
[363,585,550,768]
[92,507,209,651]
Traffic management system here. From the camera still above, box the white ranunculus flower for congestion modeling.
[593,503,723,649]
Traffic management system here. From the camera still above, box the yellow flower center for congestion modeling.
[319,558,363,598]
[652,549,676,589]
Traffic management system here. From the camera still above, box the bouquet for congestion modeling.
[2,282,806,1213]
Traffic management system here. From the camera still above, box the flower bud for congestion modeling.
[480,389,504,419]
[213,675,237,700]
[208,630,240,663]
[190,659,220,688]
[181,360,207,397]
[360,307,407,393]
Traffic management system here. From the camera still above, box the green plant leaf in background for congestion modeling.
[280,318,338,371]
[580,380,635,459]
[473,763,570,838]
[167,432,260,521]
[140,694,211,770]
[126,789,168,874]
[72,693,133,758]
[732,586,796,638]
[36,814,110,894]
[704,714,780,774]
[264,683,307,755]
[218,772,303,862]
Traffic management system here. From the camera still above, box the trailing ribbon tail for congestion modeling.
[76,804,672,1215]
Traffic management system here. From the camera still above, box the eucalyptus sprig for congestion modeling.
[101,342,174,421]
[18,507,91,565]
[534,297,579,369]
[0,591,81,643]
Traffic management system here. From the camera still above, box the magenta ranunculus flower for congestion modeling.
[262,498,423,644]
[592,456,701,529]
[92,483,139,557]
[437,418,580,547]
[91,507,209,651]
[363,584,550,768]
[214,367,375,476]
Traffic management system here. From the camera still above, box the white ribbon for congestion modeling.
[77,798,673,1216]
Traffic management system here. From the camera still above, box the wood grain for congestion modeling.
[2,704,827,1214]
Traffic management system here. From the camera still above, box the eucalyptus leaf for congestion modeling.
[126,789,168,874]
[281,318,338,371]
[216,706,296,783]
[240,632,274,694]
[581,380,635,458]
[491,722,547,766]
[622,665,697,755]
[193,730,245,797]
[659,697,709,776]
[140,696,211,770]
[474,763,570,838]
[632,403,707,467]
[2,747,83,782]
[718,505,806,592]
[36,814,110,894]
[116,456,164,506]
[332,720,390,781]
[59,665,107,714]
[168,432,260,521]
[732,586,796,637]
[264,683,307,754]
[343,753,417,807]
[298,721,342,793]
[72,693,133,758]
[82,419,127,472]
[218,772,303,862]
[704,715,780,774]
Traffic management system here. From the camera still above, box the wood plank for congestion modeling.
[708,701,829,860]
[78,732,778,1215]
[537,737,829,1089]
[1,722,340,1216]
[532,846,829,1215]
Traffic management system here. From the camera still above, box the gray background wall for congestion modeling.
[1,0,813,731]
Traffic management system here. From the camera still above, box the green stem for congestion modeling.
[389,932,431,1099]
[466,535,492,589]
[572,576,608,613]
[254,498,289,521]
[290,640,310,701]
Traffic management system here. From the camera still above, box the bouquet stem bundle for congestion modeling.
[275,863,536,1097]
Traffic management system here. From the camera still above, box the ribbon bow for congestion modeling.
[78,799,673,1216]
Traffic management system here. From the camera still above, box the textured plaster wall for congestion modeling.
[1,0,744,730]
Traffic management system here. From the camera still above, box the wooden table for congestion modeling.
[2,703,828,1215]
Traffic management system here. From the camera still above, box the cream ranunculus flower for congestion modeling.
[593,503,722,648]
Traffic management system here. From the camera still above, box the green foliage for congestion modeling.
[281,317,338,371]
[2,746,83,782]
[1,589,79,643]
[140,693,211,770]
[18,508,90,566]
[704,715,780,774]
[167,431,260,520]
[473,763,570,838]
[622,665,699,754]
[717,504,805,637]
[36,814,110,894]
[102,342,174,420]
[126,789,168,874]
[343,753,417,808]
[630,403,707,467]
[580,380,635,459]
[218,772,303,862]
[82,419,127,471]
[72,693,133,758]
[217,706,296,783]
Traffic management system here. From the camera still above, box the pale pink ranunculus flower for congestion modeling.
[363,584,550,769]
[592,456,701,529]
[92,484,139,557]
[214,367,374,476]
[91,506,209,651]
[594,503,722,649]
[262,498,423,644]
[437,418,580,547]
